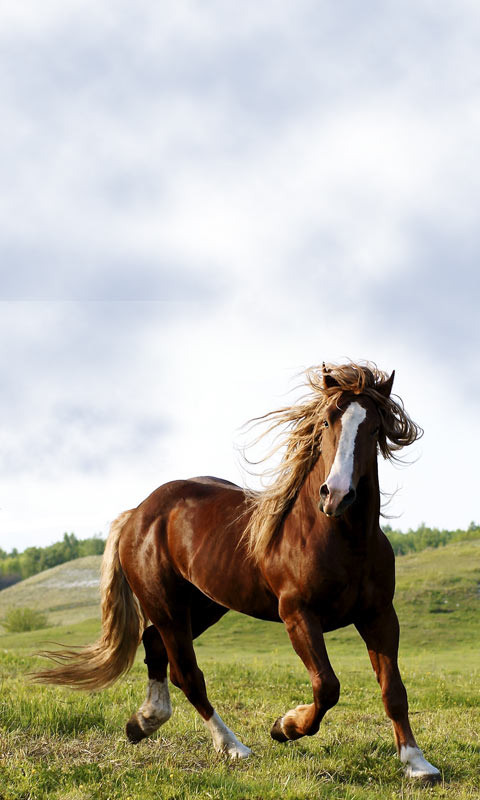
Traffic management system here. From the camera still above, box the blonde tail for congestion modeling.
[33,510,148,691]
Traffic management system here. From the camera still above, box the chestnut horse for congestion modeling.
[35,363,440,783]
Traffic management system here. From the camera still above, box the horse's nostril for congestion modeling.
[320,484,329,498]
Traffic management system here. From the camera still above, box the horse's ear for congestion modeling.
[322,362,340,390]
[377,370,395,398]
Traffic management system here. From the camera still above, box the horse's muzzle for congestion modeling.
[319,485,357,517]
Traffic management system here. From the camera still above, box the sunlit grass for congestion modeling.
[1,639,479,798]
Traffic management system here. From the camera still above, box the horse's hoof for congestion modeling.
[270,717,288,742]
[126,714,147,744]
[401,746,441,784]
[409,771,442,785]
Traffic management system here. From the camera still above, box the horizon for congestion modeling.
[1,519,478,557]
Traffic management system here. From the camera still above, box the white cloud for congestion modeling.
[0,1,479,549]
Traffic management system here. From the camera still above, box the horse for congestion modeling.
[34,362,440,783]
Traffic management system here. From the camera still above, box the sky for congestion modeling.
[1,1,479,552]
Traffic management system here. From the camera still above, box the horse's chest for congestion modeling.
[303,552,372,628]
[312,574,362,627]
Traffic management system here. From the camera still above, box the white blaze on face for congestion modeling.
[325,402,367,495]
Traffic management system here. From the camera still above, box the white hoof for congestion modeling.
[204,711,252,759]
[400,745,441,782]
[226,740,252,759]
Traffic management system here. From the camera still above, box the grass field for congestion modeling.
[1,540,479,799]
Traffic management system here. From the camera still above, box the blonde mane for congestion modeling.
[243,362,422,562]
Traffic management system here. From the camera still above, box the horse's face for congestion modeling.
[318,396,381,517]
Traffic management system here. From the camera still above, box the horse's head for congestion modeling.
[318,371,395,518]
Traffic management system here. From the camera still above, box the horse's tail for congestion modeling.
[32,510,148,691]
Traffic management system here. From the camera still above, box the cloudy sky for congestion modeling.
[1,1,479,552]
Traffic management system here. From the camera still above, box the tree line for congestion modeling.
[384,521,480,555]
[0,523,479,587]
[0,533,105,584]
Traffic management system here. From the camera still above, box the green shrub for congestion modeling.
[1,606,48,632]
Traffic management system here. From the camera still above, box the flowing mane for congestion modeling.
[243,361,423,562]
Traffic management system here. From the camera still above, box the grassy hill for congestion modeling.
[0,555,102,629]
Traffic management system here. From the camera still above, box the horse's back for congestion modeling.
[135,476,245,527]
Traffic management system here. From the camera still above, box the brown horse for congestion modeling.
[35,362,440,782]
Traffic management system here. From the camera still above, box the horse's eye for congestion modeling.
[323,420,329,428]
[372,426,380,436]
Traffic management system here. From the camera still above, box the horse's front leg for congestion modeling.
[356,605,440,783]
[271,601,340,742]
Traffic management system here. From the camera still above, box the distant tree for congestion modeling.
[468,520,480,532]
[20,547,44,578]
[79,535,105,556]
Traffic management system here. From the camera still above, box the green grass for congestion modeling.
[0,540,479,799]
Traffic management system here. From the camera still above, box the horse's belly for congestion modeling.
[185,562,281,622]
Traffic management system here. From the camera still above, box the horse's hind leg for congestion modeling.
[126,625,172,743]
[127,600,250,758]
[127,600,227,743]
[160,611,251,759]
[356,605,440,783]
